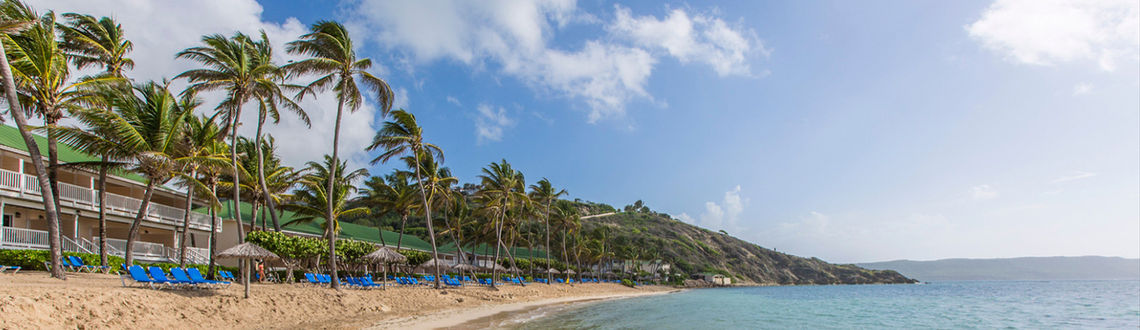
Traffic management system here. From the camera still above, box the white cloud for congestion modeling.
[967,0,1140,71]
[971,184,999,200]
[608,5,766,76]
[1072,83,1093,95]
[347,1,761,122]
[31,0,384,171]
[446,96,463,107]
[1051,171,1097,183]
[392,87,410,110]
[474,103,515,144]
[677,185,748,233]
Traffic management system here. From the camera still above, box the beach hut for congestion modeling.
[216,242,280,298]
[363,247,406,289]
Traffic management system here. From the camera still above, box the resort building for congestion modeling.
[0,125,214,264]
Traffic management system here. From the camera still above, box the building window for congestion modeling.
[1,214,11,227]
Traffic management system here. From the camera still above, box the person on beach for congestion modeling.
[257,260,265,283]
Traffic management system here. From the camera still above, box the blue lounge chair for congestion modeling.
[168,268,208,288]
[148,267,192,286]
[120,265,171,289]
[187,268,229,286]
[0,265,19,273]
[69,256,108,273]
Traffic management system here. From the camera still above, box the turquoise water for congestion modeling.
[511,281,1140,329]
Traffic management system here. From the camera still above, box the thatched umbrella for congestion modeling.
[363,247,407,289]
[418,258,451,273]
[451,263,477,272]
[546,268,561,274]
[216,242,280,298]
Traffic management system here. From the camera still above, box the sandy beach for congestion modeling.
[0,271,676,329]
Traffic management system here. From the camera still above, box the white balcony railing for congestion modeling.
[100,238,167,259]
[0,168,216,232]
[0,226,49,249]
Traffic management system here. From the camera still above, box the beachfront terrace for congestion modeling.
[0,225,211,264]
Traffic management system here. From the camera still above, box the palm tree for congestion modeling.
[553,202,580,282]
[476,160,528,289]
[358,173,417,248]
[57,14,133,267]
[58,81,192,266]
[528,178,566,284]
[176,31,290,242]
[176,111,226,267]
[367,110,445,288]
[285,20,393,290]
[282,155,368,283]
[0,0,66,279]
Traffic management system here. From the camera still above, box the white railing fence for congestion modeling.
[0,226,49,249]
[0,168,217,232]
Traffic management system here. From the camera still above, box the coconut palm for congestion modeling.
[528,178,566,284]
[281,155,369,278]
[58,81,193,266]
[476,160,528,289]
[57,15,133,266]
[0,0,66,279]
[174,97,226,267]
[552,201,580,281]
[176,31,293,242]
[367,110,445,288]
[285,20,393,290]
[358,173,417,249]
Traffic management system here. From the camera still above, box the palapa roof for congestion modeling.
[216,242,280,260]
[546,268,561,274]
[363,247,407,263]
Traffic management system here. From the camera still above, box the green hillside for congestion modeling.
[581,208,915,285]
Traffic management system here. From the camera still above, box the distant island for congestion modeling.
[858,256,1140,281]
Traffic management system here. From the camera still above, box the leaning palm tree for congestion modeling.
[285,20,393,290]
[176,111,226,267]
[57,81,193,266]
[176,31,294,241]
[476,160,529,289]
[281,155,368,287]
[367,110,445,288]
[0,0,66,279]
[57,14,133,266]
[553,201,580,282]
[528,178,566,284]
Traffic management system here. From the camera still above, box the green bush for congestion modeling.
[620,279,635,288]
[0,249,126,272]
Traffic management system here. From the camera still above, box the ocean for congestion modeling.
[503,280,1140,329]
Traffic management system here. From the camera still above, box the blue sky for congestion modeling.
[32,0,1140,262]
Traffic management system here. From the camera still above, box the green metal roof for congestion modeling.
[202,200,435,252]
[202,200,547,258]
[0,124,148,183]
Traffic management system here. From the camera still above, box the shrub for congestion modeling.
[620,279,635,288]
[0,249,126,272]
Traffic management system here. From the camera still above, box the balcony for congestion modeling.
[0,168,216,232]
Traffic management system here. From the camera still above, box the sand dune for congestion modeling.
[0,271,673,329]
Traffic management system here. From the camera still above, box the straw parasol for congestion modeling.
[363,247,407,289]
[482,263,507,272]
[546,268,561,274]
[418,258,451,272]
[216,242,280,298]
[451,263,477,271]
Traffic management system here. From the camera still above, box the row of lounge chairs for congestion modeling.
[0,265,19,273]
[120,265,230,289]
[42,256,109,274]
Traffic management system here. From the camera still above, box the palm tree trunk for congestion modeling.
[411,151,442,289]
[396,214,407,250]
[254,112,282,231]
[561,229,569,282]
[250,200,260,232]
[0,46,65,279]
[97,158,109,267]
[178,168,197,267]
[544,200,552,284]
[124,180,157,266]
[327,95,345,290]
[230,102,244,242]
[208,181,218,280]
[491,210,504,289]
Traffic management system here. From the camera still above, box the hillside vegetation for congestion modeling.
[859,256,1140,281]
[580,205,915,285]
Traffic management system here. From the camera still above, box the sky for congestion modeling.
[26,0,1140,263]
